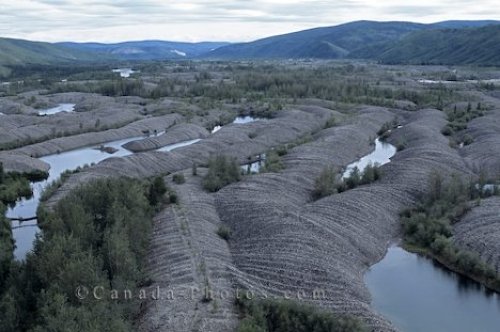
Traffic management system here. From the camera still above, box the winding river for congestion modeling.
[9,115,262,259]
[342,138,396,178]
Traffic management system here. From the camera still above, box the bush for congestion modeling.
[169,192,178,204]
[312,167,336,200]
[360,163,380,185]
[0,172,33,205]
[324,116,336,129]
[172,173,186,184]
[261,151,283,173]
[236,298,366,332]
[441,125,454,136]
[463,134,474,146]
[217,225,231,241]
[203,155,241,192]
[344,167,361,189]
[148,176,167,206]
[396,140,407,151]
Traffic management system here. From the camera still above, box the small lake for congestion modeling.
[366,247,500,332]
[112,68,135,78]
[233,115,258,124]
[342,138,396,178]
[38,103,75,116]
[211,115,262,134]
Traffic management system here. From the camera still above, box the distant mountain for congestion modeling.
[2,20,500,66]
[204,20,500,61]
[57,41,230,60]
[0,38,99,65]
[206,21,425,59]
[356,25,500,65]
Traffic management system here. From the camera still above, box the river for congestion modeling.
[9,115,262,259]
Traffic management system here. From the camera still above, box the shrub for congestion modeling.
[169,192,178,204]
[396,140,407,151]
[324,116,336,129]
[344,167,361,189]
[203,155,241,192]
[236,298,366,332]
[441,125,453,136]
[463,134,474,146]
[360,163,380,185]
[172,173,186,184]
[0,172,33,205]
[312,166,336,200]
[148,176,167,206]
[217,225,231,241]
[377,122,392,136]
[261,151,283,173]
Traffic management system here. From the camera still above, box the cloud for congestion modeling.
[0,0,498,42]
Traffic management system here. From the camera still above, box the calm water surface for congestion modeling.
[366,247,500,332]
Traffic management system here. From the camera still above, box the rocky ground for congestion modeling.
[453,197,500,275]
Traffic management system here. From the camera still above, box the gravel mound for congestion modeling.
[123,124,209,152]
[453,197,500,274]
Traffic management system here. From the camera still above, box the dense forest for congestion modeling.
[0,177,167,331]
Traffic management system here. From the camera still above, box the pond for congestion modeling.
[112,68,135,78]
[211,115,262,134]
[342,138,397,178]
[233,115,259,124]
[38,103,75,116]
[366,246,500,332]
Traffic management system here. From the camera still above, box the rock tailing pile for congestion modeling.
[123,124,209,152]
[453,197,500,274]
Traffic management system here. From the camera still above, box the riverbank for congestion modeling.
[403,242,500,293]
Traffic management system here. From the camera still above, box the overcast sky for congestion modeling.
[0,0,498,43]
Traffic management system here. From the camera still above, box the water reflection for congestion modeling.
[8,135,146,259]
[366,246,500,332]
[38,103,75,116]
[342,138,396,178]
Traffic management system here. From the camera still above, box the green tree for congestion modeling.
[203,155,241,192]
[0,162,4,184]
[148,177,167,206]
[312,166,336,200]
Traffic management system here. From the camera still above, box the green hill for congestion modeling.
[206,21,425,59]
[0,38,99,66]
[57,41,230,60]
[205,20,500,64]
[359,25,500,65]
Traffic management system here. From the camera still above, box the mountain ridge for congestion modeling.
[1,20,500,66]
[204,20,500,61]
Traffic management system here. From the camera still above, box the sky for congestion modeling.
[0,0,498,43]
